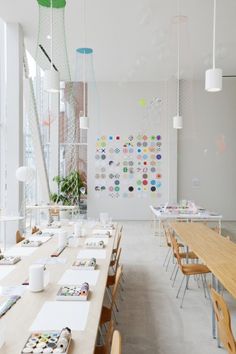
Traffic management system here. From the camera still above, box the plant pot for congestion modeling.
[60,209,71,220]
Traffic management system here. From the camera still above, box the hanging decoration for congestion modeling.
[205,0,222,92]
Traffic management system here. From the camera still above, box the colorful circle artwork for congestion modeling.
[115,148,120,153]
[109,161,114,166]
[95,155,100,160]
[143,180,148,185]
[115,173,120,179]
[156,135,161,140]
[143,135,148,140]
[128,186,134,192]
[101,174,106,179]
[109,174,114,179]
[95,174,100,179]
[109,148,114,154]
[109,186,114,192]
[150,161,156,166]
[95,186,100,191]
[143,142,148,147]
[156,154,162,160]
[137,142,142,147]
[150,167,156,173]
[143,174,148,179]
[114,180,120,185]
[109,136,113,140]
[129,148,134,153]
[143,154,148,160]
[123,148,128,153]
[157,173,162,179]
[151,186,156,192]
[101,186,106,191]
[151,180,156,185]
[128,135,134,141]
[137,148,142,153]
[137,180,142,186]
[156,181,162,188]
[123,161,128,166]
[129,161,134,166]
[151,135,156,140]
[101,154,106,160]
[115,186,120,192]
[123,167,128,173]
[116,136,120,140]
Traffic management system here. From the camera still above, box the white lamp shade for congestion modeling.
[44,70,60,93]
[205,68,222,92]
[16,166,36,182]
[80,116,89,129]
[173,115,183,129]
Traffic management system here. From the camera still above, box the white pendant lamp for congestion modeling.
[80,0,89,130]
[16,166,36,183]
[173,0,183,130]
[80,114,89,129]
[205,0,222,92]
[44,0,60,93]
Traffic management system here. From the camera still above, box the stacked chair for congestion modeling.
[96,225,123,354]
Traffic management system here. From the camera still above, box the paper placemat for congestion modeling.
[30,301,90,331]
[58,269,100,286]
[4,247,36,257]
[29,236,51,243]
[77,249,107,259]
[33,257,67,265]
[85,238,108,245]
[0,266,16,280]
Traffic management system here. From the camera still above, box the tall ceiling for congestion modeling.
[0,0,236,81]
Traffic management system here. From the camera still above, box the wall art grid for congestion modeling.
[94,134,163,198]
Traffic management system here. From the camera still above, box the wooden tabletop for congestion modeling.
[171,222,236,299]
[0,224,117,354]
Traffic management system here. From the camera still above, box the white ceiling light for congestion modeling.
[205,0,222,92]
[44,0,60,93]
[16,166,36,183]
[173,0,183,130]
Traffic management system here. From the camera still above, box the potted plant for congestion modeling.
[50,170,86,218]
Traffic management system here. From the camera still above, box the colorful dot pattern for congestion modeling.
[94,135,163,198]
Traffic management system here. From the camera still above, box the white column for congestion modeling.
[49,93,60,193]
[5,23,24,244]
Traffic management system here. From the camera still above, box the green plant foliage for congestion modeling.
[50,170,86,206]
[37,0,66,9]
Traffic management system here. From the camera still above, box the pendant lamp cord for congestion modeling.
[50,0,53,71]
[83,0,86,117]
[213,0,216,69]
[177,0,180,116]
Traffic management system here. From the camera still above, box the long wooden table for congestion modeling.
[171,222,236,339]
[0,223,117,354]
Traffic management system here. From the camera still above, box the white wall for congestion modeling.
[87,81,177,220]
[178,79,236,220]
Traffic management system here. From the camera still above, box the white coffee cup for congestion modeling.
[58,231,67,248]
[29,264,44,292]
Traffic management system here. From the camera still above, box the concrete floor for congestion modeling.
[116,221,236,354]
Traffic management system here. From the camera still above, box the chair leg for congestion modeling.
[165,251,172,271]
[204,274,210,299]
[163,248,171,267]
[176,275,185,299]
[201,274,207,298]
[98,326,105,345]
[112,307,118,324]
[170,261,177,280]
[180,275,190,308]
[106,287,112,304]
[172,267,179,288]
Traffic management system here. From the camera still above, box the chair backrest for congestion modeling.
[211,288,236,354]
[110,330,122,354]
[114,248,122,273]
[162,223,171,247]
[16,230,25,244]
[169,233,183,270]
[105,320,114,354]
[111,266,122,307]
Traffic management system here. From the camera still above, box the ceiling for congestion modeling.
[0,0,236,81]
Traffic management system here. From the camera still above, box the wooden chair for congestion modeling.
[169,230,198,287]
[107,248,122,287]
[211,288,236,353]
[163,223,184,271]
[170,235,210,308]
[16,230,25,244]
[110,330,122,354]
[95,320,114,354]
[32,226,40,234]
[111,227,123,261]
[100,266,122,327]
